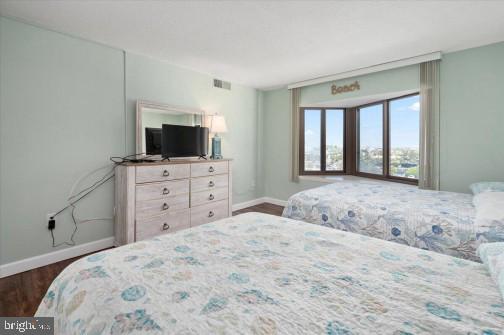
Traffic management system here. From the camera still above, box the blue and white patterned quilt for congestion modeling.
[37,213,503,334]
[283,179,504,261]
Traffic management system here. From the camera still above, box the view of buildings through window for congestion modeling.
[304,109,321,171]
[302,94,419,180]
[303,108,344,172]
[325,109,344,171]
[358,104,383,174]
[389,95,420,179]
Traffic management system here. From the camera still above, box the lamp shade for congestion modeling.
[210,115,228,133]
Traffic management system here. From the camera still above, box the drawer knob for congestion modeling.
[208,211,214,218]
[163,188,170,195]
[163,170,170,177]
[162,203,169,210]
[209,194,215,200]
[209,181,215,187]
[208,166,214,173]
[162,223,170,231]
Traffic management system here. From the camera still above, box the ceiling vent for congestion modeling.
[213,79,231,90]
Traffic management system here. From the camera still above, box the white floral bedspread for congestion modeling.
[283,179,504,261]
[36,213,504,334]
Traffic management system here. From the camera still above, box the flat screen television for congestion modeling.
[145,127,162,155]
[161,124,209,159]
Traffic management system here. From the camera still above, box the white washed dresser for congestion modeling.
[114,159,232,246]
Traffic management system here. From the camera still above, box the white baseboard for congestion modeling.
[232,198,265,211]
[1,199,288,278]
[232,197,287,211]
[0,237,115,278]
[262,197,288,207]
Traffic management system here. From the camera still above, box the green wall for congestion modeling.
[0,17,125,264]
[260,42,504,200]
[1,14,503,267]
[300,65,419,105]
[0,17,260,265]
[440,42,504,192]
[261,88,328,200]
[261,65,420,200]
[125,52,260,204]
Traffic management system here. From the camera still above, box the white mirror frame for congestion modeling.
[136,100,206,156]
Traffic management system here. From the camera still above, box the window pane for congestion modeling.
[304,109,321,171]
[358,104,383,174]
[326,109,344,171]
[389,95,420,179]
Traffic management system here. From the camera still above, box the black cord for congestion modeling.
[50,153,154,247]
[51,205,78,248]
[109,152,145,164]
[50,174,114,247]
[53,173,115,219]
[52,154,134,218]
[67,168,115,203]
[110,153,157,164]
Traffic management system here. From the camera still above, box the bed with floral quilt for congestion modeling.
[282,179,504,261]
[36,212,503,334]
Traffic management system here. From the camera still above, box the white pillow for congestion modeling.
[473,191,504,224]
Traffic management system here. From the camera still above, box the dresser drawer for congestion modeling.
[136,164,190,183]
[136,209,190,241]
[191,161,228,177]
[190,200,228,227]
[191,174,228,193]
[136,194,189,219]
[136,179,189,201]
[191,186,228,207]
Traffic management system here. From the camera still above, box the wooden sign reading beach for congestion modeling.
[331,81,360,95]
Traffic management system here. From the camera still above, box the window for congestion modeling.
[303,109,322,171]
[300,93,419,184]
[357,103,383,175]
[325,109,345,171]
[300,108,345,174]
[389,95,420,179]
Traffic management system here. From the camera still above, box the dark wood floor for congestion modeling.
[0,203,284,317]
[233,202,284,216]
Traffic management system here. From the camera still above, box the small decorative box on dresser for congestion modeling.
[114,159,232,246]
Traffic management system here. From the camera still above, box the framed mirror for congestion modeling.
[136,100,206,157]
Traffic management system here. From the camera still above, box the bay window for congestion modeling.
[300,93,419,184]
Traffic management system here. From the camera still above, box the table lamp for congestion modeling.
[210,115,227,159]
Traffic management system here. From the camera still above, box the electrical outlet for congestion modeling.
[46,213,56,222]
[47,213,56,230]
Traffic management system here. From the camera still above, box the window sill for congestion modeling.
[299,174,417,187]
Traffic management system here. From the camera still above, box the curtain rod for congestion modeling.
[287,52,442,89]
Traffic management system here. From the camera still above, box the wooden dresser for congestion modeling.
[114,159,232,246]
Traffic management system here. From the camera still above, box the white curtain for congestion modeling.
[419,60,440,190]
[290,87,300,182]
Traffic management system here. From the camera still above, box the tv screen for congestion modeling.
[161,124,208,158]
[145,127,162,155]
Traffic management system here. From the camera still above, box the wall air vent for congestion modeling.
[213,79,231,90]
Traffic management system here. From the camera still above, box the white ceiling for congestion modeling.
[1,1,504,89]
